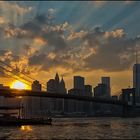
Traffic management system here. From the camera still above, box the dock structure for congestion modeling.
[0,106,23,118]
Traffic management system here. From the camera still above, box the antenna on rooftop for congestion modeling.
[135,44,138,64]
[136,50,138,64]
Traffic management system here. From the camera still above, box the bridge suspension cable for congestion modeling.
[0,60,46,89]
[0,60,37,81]
[0,66,32,87]
[0,64,46,90]
[0,65,32,86]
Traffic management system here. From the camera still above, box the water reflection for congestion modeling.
[20,125,32,131]
[0,118,140,139]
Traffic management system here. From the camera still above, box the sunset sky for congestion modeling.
[0,1,140,94]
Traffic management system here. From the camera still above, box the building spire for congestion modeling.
[136,50,138,64]
[60,76,66,94]
[60,76,65,85]
[135,44,139,64]
[55,72,59,83]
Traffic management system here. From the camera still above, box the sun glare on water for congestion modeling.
[11,80,27,90]
[20,125,32,131]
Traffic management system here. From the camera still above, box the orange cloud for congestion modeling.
[67,30,87,41]
[0,17,7,24]
[34,37,46,46]
[104,29,125,39]
[48,52,56,59]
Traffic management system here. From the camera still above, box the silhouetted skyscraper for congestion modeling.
[60,77,67,94]
[133,64,140,97]
[84,85,92,97]
[0,84,10,89]
[101,77,111,97]
[55,73,59,84]
[47,79,56,93]
[47,73,66,94]
[55,73,60,92]
[74,76,84,90]
[32,80,42,91]
[94,84,107,98]
[46,73,66,113]
[69,76,92,97]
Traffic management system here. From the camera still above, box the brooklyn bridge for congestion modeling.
[0,88,140,118]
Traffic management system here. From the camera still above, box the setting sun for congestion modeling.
[11,80,27,90]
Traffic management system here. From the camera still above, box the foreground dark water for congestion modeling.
[0,117,140,139]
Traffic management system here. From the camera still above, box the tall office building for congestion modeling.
[74,76,85,90]
[26,80,42,118]
[47,73,66,94]
[84,85,92,97]
[94,83,107,98]
[31,80,42,91]
[133,64,140,97]
[68,76,85,113]
[47,79,56,93]
[101,77,111,97]
[46,73,67,113]
[55,73,60,92]
[60,77,67,94]
[0,84,10,89]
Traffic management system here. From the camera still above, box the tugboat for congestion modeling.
[0,106,52,126]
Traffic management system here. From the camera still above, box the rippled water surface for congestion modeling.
[1,117,140,139]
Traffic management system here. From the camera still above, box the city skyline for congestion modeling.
[0,1,140,139]
[0,1,139,94]
[0,59,138,94]
[0,61,137,97]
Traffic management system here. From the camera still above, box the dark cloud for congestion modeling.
[21,21,41,35]
[83,27,140,71]
[27,26,140,73]
[19,14,67,51]
[43,31,67,51]
[28,51,69,71]
[34,14,48,25]
[29,53,47,66]
[1,14,140,73]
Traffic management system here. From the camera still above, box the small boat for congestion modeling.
[0,117,52,126]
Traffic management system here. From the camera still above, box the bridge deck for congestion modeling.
[0,89,127,106]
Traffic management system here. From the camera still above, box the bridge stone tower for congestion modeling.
[122,88,136,117]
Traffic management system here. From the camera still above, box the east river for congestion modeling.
[0,117,140,139]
